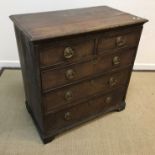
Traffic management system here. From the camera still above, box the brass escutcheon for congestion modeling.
[64,112,71,121]
[65,69,76,80]
[105,96,112,104]
[113,56,120,65]
[65,91,73,101]
[92,57,98,65]
[116,36,126,47]
[109,77,118,86]
[64,47,74,59]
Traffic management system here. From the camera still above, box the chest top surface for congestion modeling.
[10,6,147,41]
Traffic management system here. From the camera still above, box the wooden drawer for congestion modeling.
[39,27,141,69]
[97,26,142,52]
[39,37,95,68]
[45,87,125,131]
[43,68,130,113]
[41,49,135,90]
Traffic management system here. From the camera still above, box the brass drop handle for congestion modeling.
[105,96,112,104]
[64,112,71,121]
[64,47,74,59]
[116,36,126,47]
[65,91,73,101]
[113,56,120,65]
[109,77,118,86]
[65,69,76,80]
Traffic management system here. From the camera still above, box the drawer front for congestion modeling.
[97,27,142,52]
[41,49,135,90]
[39,26,141,69]
[39,38,94,68]
[45,87,125,131]
[43,68,130,113]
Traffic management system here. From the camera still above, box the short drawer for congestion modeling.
[39,37,94,68]
[97,27,142,52]
[41,49,135,90]
[43,68,130,113]
[45,87,125,131]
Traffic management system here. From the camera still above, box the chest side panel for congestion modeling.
[14,26,44,131]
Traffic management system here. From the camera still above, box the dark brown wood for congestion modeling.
[10,6,148,144]
[38,25,141,68]
[39,36,95,68]
[41,48,136,90]
[9,6,147,41]
[44,87,125,132]
[43,68,130,113]
[14,26,44,132]
[97,26,142,52]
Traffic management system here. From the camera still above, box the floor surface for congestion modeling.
[0,70,155,155]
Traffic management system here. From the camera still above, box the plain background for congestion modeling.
[0,0,154,70]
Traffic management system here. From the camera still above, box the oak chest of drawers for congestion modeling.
[10,6,148,143]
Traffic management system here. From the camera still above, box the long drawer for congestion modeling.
[43,68,130,113]
[45,87,125,132]
[41,49,135,91]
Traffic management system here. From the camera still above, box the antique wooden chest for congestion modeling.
[10,6,148,143]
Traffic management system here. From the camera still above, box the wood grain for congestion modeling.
[10,6,148,143]
[10,6,148,41]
